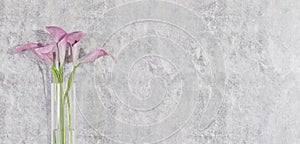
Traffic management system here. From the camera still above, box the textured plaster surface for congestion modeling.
[1,0,300,144]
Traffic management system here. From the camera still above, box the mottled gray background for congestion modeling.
[1,0,300,144]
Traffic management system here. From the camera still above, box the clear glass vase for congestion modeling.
[51,83,76,144]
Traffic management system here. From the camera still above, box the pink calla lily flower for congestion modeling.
[46,26,67,42]
[33,42,56,65]
[46,26,68,66]
[80,48,115,64]
[15,42,56,64]
[32,49,55,65]
[35,42,56,53]
[14,43,43,53]
[66,31,86,63]
[66,31,86,45]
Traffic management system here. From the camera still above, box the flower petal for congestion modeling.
[14,43,43,54]
[80,48,115,64]
[71,41,81,63]
[57,36,67,65]
[66,31,86,45]
[32,49,53,65]
[46,26,67,42]
[35,42,56,53]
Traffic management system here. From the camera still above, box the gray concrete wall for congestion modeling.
[0,0,300,143]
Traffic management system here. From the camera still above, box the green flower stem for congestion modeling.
[66,97,73,144]
[59,82,65,144]
[58,65,66,144]
[64,64,79,144]
[53,67,58,144]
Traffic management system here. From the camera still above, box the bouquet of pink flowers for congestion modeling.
[14,26,115,144]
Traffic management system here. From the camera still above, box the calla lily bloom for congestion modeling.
[46,26,67,42]
[14,42,56,64]
[66,31,86,45]
[14,43,43,53]
[35,42,56,53]
[80,48,115,64]
[46,26,68,65]
[32,49,55,65]
[66,31,86,63]
[33,42,56,65]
